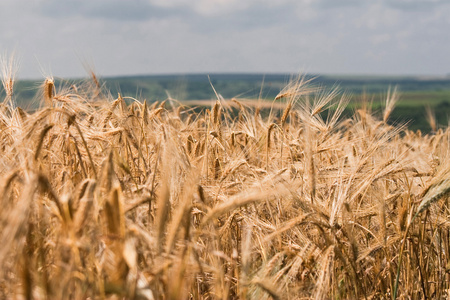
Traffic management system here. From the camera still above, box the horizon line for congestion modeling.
[14,71,450,81]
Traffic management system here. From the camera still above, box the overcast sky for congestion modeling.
[0,0,449,79]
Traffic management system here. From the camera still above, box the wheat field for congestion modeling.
[0,69,449,299]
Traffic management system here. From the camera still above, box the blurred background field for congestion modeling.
[7,73,450,132]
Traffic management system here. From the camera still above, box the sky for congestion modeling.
[0,0,449,79]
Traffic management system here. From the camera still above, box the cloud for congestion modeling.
[385,0,450,11]
[0,0,449,78]
[148,0,278,17]
[36,0,183,21]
